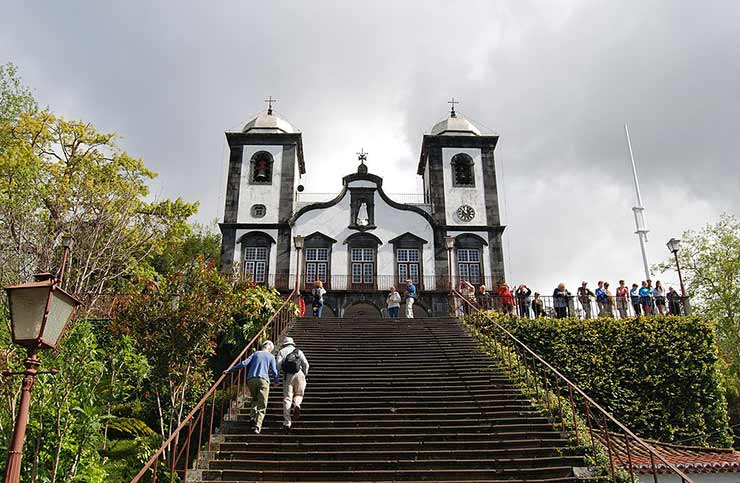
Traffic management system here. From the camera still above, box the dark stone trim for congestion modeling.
[442,225,506,233]
[388,232,429,245]
[219,228,236,272]
[236,231,277,245]
[290,186,348,223]
[343,232,383,246]
[418,133,499,174]
[454,233,488,247]
[275,227,292,280]
[305,232,338,244]
[219,223,287,231]
[481,146,502,226]
[278,144,296,222]
[225,131,305,175]
[291,171,435,226]
[223,146,243,224]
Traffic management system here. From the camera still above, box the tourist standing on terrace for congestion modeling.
[603,282,615,317]
[532,292,545,317]
[226,340,280,434]
[386,286,401,319]
[477,285,491,310]
[311,280,327,318]
[630,283,642,316]
[595,281,608,317]
[405,278,417,318]
[498,283,515,315]
[553,283,570,318]
[654,280,667,315]
[639,281,653,315]
[667,286,682,315]
[515,284,532,318]
[577,282,595,319]
[276,337,310,432]
[616,280,629,319]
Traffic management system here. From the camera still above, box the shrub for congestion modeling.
[464,312,732,447]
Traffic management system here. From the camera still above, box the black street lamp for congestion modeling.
[666,238,687,298]
[3,240,80,483]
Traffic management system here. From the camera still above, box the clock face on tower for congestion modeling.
[457,205,475,222]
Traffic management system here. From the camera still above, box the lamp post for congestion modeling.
[445,236,456,293]
[293,235,304,292]
[3,242,80,483]
[666,238,686,298]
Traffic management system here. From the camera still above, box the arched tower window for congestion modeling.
[455,234,487,286]
[451,153,475,187]
[250,151,274,185]
[239,232,274,284]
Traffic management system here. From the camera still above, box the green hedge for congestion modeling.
[464,312,732,447]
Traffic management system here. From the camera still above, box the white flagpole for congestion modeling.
[625,123,651,280]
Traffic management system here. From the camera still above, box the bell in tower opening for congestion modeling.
[251,151,274,184]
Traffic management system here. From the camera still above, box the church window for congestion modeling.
[350,248,375,288]
[250,151,274,185]
[451,153,475,187]
[239,232,274,285]
[305,248,329,286]
[396,248,420,285]
[251,204,266,218]
[457,248,482,284]
[243,246,269,283]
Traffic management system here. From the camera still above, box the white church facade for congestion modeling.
[219,102,506,317]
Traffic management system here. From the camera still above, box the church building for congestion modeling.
[219,100,506,317]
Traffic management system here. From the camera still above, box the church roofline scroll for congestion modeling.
[290,170,435,227]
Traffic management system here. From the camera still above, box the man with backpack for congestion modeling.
[276,337,310,431]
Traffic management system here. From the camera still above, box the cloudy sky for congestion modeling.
[2,1,739,292]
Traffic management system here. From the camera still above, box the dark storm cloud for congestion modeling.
[1,0,738,289]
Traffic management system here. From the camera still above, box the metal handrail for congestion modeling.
[451,289,694,483]
[130,289,300,483]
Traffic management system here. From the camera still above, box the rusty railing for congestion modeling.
[129,289,300,483]
[451,289,694,483]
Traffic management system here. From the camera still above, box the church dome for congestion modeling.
[242,110,299,134]
[430,112,483,136]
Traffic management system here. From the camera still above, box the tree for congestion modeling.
[656,213,740,434]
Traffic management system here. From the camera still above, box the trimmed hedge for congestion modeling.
[464,312,732,447]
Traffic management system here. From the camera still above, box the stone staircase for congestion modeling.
[199,317,589,482]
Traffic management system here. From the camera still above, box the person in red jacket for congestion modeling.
[497,283,515,315]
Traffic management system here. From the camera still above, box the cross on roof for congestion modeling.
[448,97,459,117]
[356,148,368,163]
[264,96,276,115]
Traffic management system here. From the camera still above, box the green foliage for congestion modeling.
[655,214,740,432]
[464,311,733,447]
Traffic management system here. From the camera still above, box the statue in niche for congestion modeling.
[356,201,369,227]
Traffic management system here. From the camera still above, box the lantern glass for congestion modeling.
[667,238,682,254]
[42,289,77,348]
[8,286,50,342]
[293,235,305,250]
[445,236,456,250]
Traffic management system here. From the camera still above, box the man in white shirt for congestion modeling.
[276,337,310,431]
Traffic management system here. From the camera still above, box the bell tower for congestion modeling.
[220,98,305,281]
[417,100,505,286]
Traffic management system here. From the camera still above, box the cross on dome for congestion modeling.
[448,97,459,117]
[264,96,277,115]
[356,148,368,163]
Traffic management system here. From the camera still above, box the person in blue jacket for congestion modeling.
[226,340,280,433]
[638,281,654,315]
